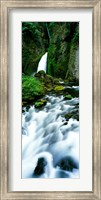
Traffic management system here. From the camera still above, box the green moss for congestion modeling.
[35,71,54,91]
[65,113,73,119]
[35,102,44,108]
[35,99,47,108]
[54,85,64,92]
[65,110,79,121]
[64,94,73,100]
[22,75,45,101]
[64,88,79,98]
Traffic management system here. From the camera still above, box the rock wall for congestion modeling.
[74,48,79,80]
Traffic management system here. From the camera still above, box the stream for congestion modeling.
[22,86,79,178]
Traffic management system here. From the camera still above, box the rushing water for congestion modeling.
[37,52,48,73]
[22,87,79,178]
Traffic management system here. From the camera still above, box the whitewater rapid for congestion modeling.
[22,90,79,178]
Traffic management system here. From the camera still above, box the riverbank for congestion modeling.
[22,70,79,109]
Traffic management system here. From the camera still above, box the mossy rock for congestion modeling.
[35,70,46,79]
[64,94,73,100]
[35,99,47,108]
[22,75,46,102]
[65,111,79,121]
[64,87,79,97]
[46,86,53,92]
[45,74,54,84]
[38,70,46,75]
[54,78,61,85]
[54,85,64,92]
[65,113,73,120]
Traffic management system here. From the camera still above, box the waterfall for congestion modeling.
[37,52,48,73]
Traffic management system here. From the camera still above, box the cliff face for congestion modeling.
[22,22,48,75]
[22,22,79,81]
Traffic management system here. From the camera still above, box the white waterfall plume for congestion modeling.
[37,52,48,73]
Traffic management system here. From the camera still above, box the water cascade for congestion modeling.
[22,86,79,178]
[37,52,48,73]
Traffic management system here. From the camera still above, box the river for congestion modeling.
[22,86,79,178]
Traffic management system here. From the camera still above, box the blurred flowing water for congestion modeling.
[22,87,79,178]
[37,52,48,73]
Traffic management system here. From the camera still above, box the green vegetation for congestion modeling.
[22,22,79,81]
[22,22,49,75]
[22,22,79,107]
[22,75,45,102]
[54,85,64,92]
[65,110,79,121]
[64,94,73,100]
[35,99,47,108]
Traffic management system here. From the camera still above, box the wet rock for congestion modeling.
[34,157,47,176]
[65,109,79,121]
[64,87,79,98]
[54,85,64,92]
[56,156,79,172]
[35,99,47,108]
[54,78,61,85]
[64,94,73,100]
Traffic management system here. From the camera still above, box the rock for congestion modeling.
[65,109,79,121]
[35,99,47,108]
[64,87,79,98]
[54,78,61,85]
[22,75,46,102]
[45,74,54,84]
[34,157,47,176]
[35,70,46,81]
[63,122,68,125]
[56,156,79,172]
[54,85,64,92]
[65,113,73,121]
[64,94,73,100]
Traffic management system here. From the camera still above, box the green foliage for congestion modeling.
[47,22,79,80]
[22,75,45,101]
[22,22,49,75]
[22,22,41,42]
[22,22,79,81]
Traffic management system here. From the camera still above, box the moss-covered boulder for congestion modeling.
[22,75,46,103]
[35,70,46,77]
[65,110,79,121]
[54,78,61,85]
[54,85,64,92]
[64,94,73,100]
[35,71,56,92]
[35,99,47,108]
[64,87,79,98]
[65,113,73,121]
